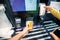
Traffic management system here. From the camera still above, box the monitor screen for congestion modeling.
[10,0,37,12]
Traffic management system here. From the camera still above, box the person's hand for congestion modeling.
[50,32,60,40]
[44,6,52,11]
[22,26,29,37]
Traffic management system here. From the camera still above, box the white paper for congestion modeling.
[39,3,46,16]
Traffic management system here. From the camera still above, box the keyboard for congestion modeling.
[16,20,60,40]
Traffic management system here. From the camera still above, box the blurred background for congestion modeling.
[0,0,60,40]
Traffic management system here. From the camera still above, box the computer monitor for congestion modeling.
[9,0,38,12]
[9,0,39,27]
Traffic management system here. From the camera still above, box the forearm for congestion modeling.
[50,8,60,20]
[9,31,24,40]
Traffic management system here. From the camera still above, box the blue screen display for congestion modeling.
[10,0,37,12]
